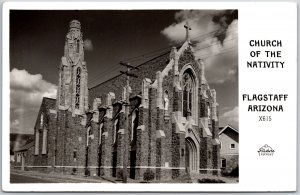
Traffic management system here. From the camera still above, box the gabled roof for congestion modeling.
[89,40,194,91]
[219,124,239,135]
[14,141,34,152]
[33,97,56,129]
[89,50,171,91]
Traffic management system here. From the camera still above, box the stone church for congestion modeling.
[29,19,221,181]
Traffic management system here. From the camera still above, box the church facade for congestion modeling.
[29,20,221,181]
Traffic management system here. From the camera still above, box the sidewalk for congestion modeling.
[11,169,114,183]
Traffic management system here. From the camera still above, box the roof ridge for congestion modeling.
[219,124,239,135]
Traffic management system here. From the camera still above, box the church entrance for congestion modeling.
[185,137,198,173]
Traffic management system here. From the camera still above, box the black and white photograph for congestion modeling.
[9,9,239,184]
[2,1,298,192]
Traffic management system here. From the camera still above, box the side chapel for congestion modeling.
[30,20,221,181]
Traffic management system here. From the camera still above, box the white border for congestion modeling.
[2,1,297,192]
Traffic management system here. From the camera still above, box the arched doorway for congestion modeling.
[185,137,198,173]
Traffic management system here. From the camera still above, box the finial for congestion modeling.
[184,21,192,42]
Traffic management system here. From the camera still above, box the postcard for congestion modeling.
[2,1,297,192]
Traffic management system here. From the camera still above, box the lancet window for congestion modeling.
[75,67,81,109]
[182,72,194,118]
[76,40,80,53]
[113,119,119,144]
[131,109,139,142]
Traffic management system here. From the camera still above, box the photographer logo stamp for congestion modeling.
[258,144,275,156]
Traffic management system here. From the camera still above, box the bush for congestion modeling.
[72,168,77,175]
[222,165,239,177]
[143,169,155,181]
[173,173,192,183]
[198,178,225,183]
[229,166,239,177]
[85,168,90,176]
[116,171,123,180]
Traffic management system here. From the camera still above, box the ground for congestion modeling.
[11,173,55,183]
[11,168,238,183]
[10,169,112,183]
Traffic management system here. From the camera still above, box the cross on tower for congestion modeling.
[184,22,192,42]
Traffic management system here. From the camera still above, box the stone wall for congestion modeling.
[54,110,87,175]
[87,46,220,180]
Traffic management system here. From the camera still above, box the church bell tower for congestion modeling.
[57,20,88,116]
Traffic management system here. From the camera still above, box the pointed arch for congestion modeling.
[185,137,198,173]
[179,64,199,124]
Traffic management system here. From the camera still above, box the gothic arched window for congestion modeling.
[75,67,81,109]
[86,126,91,146]
[207,102,212,127]
[76,40,80,53]
[131,109,139,142]
[99,122,104,145]
[164,91,169,112]
[60,72,64,105]
[182,72,194,118]
[113,119,119,144]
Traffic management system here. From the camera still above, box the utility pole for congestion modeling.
[119,61,138,183]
